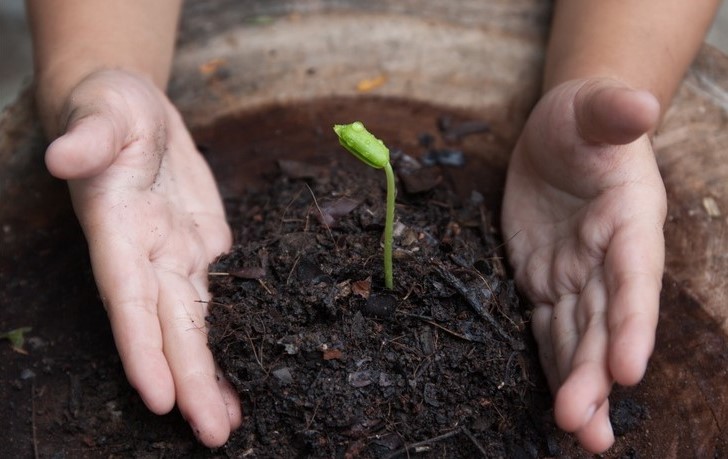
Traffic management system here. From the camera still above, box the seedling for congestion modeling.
[333,121,395,290]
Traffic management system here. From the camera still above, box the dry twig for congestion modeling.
[383,428,463,459]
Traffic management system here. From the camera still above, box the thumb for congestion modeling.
[574,80,660,146]
[45,106,129,180]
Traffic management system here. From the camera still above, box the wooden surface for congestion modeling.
[170,0,728,334]
[657,46,728,334]
[1,1,726,456]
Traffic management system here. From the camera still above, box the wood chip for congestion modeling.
[702,196,722,218]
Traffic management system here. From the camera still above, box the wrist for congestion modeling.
[543,1,719,119]
[543,62,664,111]
[34,61,159,138]
[27,0,180,137]
[34,59,102,138]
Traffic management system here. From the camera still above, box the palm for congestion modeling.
[46,70,240,446]
[502,79,666,453]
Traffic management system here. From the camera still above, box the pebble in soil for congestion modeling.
[207,150,556,458]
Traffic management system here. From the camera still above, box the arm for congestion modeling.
[502,0,720,453]
[28,0,181,135]
[545,0,721,114]
[27,0,241,447]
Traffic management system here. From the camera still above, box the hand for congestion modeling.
[501,79,666,453]
[44,69,241,447]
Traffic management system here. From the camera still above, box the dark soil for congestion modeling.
[1,97,658,458]
[207,141,556,457]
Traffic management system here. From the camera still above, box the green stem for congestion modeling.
[383,162,395,289]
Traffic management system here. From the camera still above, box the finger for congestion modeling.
[157,270,233,447]
[166,132,232,258]
[606,224,664,385]
[531,303,560,392]
[554,305,611,434]
[550,293,579,381]
[217,368,243,429]
[192,214,233,260]
[554,271,611,433]
[158,225,221,317]
[164,126,232,259]
[574,80,660,145]
[574,400,614,454]
[166,111,226,214]
[189,264,242,428]
[90,240,177,414]
[45,109,126,180]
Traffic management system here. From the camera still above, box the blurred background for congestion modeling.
[2,0,728,111]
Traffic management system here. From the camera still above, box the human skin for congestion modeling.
[502,0,721,453]
[27,0,241,447]
[26,0,721,452]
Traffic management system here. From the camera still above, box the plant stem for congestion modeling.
[383,162,395,289]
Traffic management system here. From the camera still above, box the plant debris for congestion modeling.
[207,156,555,457]
[0,326,32,354]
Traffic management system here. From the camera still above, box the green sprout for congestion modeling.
[0,326,32,354]
[333,121,395,290]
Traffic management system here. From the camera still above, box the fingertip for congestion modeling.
[141,389,177,416]
[109,304,177,415]
[218,376,243,429]
[182,392,233,448]
[575,401,615,454]
[124,350,177,415]
[553,365,611,433]
[228,405,243,431]
[554,384,590,432]
[614,88,660,143]
[575,80,661,145]
[45,114,120,179]
[191,421,231,449]
[176,371,236,448]
[631,89,661,132]
[606,269,661,386]
[609,323,654,386]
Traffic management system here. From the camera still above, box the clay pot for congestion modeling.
[1,1,726,456]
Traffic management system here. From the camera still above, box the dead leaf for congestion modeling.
[352,277,372,299]
[199,58,226,76]
[356,74,387,92]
